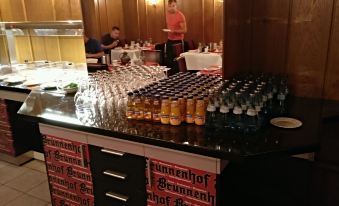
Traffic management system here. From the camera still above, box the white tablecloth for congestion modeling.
[111,49,141,61]
[181,52,222,70]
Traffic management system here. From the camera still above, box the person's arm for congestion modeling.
[87,39,104,58]
[86,51,104,58]
[172,21,187,34]
[101,40,119,49]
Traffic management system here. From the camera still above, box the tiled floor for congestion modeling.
[0,160,51,206]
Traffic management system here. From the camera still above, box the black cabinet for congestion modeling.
[89,145,147,206]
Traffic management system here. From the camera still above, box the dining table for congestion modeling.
[180,51,223,70]
[110,48,142,61]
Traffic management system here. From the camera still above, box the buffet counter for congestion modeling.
[0,64,87,163]
[15,89,337,206]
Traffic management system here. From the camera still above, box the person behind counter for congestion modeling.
[163,0,188,75]
[84,35,104,59]
[101,26,123,54]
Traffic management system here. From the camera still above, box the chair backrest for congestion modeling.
[141,50,162,65]
[172,43,184,57]
[187,40,196,50]
[178,58,187,72]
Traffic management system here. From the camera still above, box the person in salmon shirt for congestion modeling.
[163,0,188,75]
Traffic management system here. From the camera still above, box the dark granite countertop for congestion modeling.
[17,90,339,161]
[0,84,31,94]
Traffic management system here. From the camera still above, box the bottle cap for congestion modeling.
[246,109,257,117]
[207,104,216,112]
[220,105,229,113]
[233,106,243,115]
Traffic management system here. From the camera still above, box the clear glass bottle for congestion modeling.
[220,103,230,130]
[205,101,216,128]
[232,106,244,132]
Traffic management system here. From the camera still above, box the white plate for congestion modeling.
[0,76,8,81]
[4,76,25,84]
[162,29,171,32]
[270,117,303,129]
[23,80,43,87]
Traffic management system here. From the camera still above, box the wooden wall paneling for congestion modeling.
[69,0,83,20]
[223,0,252,78]
[105,0,125,39]
[138,0,148,41]
[25,0,55,21]
[251,0,290,73]
[0,0,26,21]
[54,0,72,20]
[286,0,334,98]
[122,0,139,42]
[81,0,100,39]
[97,0,109,36]
[181,0,204,43]
[59,36,86,63]
[44,36,62,62]
[203,0,215,44]
[323,0,339,101]
[30,36,47,60]
[214,0,224,43]
[146,1,167,43]
[0,36,10,65]
[14,36,33,63]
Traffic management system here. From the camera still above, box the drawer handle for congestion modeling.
[101,148,125,157]
[105,191,129,202]
[103,170,127,180]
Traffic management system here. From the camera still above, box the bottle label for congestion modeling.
[153,113,160,120]
[153,100,160,106]
[255,106,261,112]
[170,116,181,125]
[127,110,134,117]
[145,112,152,120]
[262,95,268,101]
[277,94,285,100]
[186,114,194,123]
[247,109,256,116]
[195,115,205,126]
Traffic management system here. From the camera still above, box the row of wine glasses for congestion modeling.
[74,66,168,129]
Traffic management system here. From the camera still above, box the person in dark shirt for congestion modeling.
[84,35,104,59]
[101,26,123,54]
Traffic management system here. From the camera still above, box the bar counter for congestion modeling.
[18,90,329,160]
[12,90,339,206]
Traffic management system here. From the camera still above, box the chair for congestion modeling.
[187,40,196,50]
[141,50,161,66]
[172,43,187,72]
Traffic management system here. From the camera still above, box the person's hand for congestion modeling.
[162,29,172,33]
[111,40,119,48]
